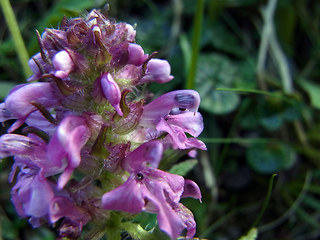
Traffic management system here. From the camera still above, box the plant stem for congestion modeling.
[185,0,204,89]
[0,0,31,78]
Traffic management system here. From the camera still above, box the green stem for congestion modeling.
[186,0,204,89]
[251,174,278,228]
[0,0,31,78]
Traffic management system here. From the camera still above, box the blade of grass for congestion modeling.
[251,174,278,228]
[200,137,280,145]
[0,0,31,78]
[185,0,204,89]
[216,87,294,104]
[259,171,312,232]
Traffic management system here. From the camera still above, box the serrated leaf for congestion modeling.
[246,143,296,174]
[168,159,198,176]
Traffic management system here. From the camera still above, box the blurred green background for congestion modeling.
[1,0,320,239]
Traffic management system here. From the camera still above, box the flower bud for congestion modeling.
[100,72,123,116]
[127,43,148,66]
[52,50,74,79]
[139,59,174,84]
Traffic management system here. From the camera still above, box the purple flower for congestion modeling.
[11,172,54,220]
[93,72,123,116]
[139,59,174,84]
[0,9,206,239]
[102,140,201,239]
[52,50,74,79]
[0,82,59,132]
[47,115,91,189]
[127,43,148,66]
[140,90,206,150]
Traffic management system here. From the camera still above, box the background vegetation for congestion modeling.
[1,0,320,239]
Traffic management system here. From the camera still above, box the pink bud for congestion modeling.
[127,43,148,66]
[100,73,123,116]
[140,59,174,84]
[52,50,74,79]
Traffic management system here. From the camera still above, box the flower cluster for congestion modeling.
[0,10,206,239]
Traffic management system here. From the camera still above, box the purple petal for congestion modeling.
[166,112,204,137]
[52,50,74,79]
[144,168,185,203]
[140,90,201,128]
[127,43,148,66]
[0,134,45,159]
[157,119,207,150]
[3,82,59,132]
[100,72,123,116]
[102,175,146,213]
[47,116,90,188]
[27,53,45,81]
[11,173,54,218]
[49,196,90,225]
[139,59,174,84]
[123,140,163,172]
[181,179,202,201]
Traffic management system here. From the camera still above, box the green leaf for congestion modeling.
[238,228,258,240]
[246,143,296,174]
[260,114,283,131]
[298,79,320,110]
[196,54,240,114]
[168,159,198,176]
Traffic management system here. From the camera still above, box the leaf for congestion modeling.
[168,159,198,176]
[246,143,296,174]
[259,114,283,131]
[238,228,258,240]
[196,54,240,114]
[298,79,320,110]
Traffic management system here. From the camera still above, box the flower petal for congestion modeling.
[52,50,74,79]
[100,72,123,116]
[166,112,204,137]
[139,59,174,84]
[11,173,54,218]
[123,140,163,172]
[102,175,146,213]
[181,179,202,201]
[140,90,201,128]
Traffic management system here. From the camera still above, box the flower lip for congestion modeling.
[140,90,201,128]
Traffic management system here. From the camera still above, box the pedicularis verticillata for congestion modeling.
[0,9,206,240]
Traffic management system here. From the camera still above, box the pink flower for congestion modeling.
[47,115,91,189]
[140,90,206,150]
[102,141,201,239]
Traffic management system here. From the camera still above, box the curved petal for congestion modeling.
[166,112,204,137]
[157,119,207,150]
[140,90,200,128]
[11,173,54,218]
[181,179,202,201]
[139,59,174,84]
[3,82,59,132]
[100,72,123,116]
[52,50,74,79]
[102,175,146,213]
[123,140,163,172]
[127,43,148,66]
[49,196,90,225]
